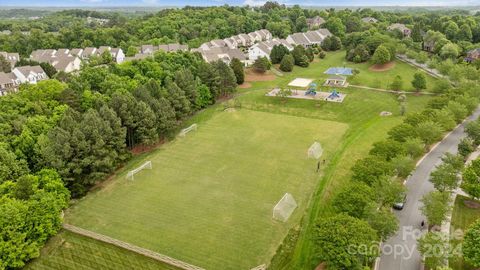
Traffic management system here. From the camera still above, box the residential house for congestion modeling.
[465,48,480,63]
[388,23,411,37]
[96,46,125,63]
[51,55,82,73]
[0,30,12,35]
[30,49,56,62]
[286,29,332,48]
[158,44,188,52]
[82,47,97,60]
[124,53,151,62]
[362,17,378,23]
[30,49,81,73]
[223,37,238,49]
[248,38,293,61]
[306,16,326,29]
[0,72,20,95]
[239,34,254,47]
[194,47,247,66]
[69,48,84,58]
[12,65,48,84]
[0,52,20,68]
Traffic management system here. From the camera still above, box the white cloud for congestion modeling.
[243,0,267,6]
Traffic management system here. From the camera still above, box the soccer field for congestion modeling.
[65,109,348,270]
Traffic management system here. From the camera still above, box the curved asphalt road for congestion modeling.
[378,107,480,270]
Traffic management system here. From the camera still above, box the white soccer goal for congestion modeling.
[126,161,152,181]
[273,193,298,222]
[307,141,323,159]
[179,124,197,137]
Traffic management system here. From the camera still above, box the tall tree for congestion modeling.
[229,58,245,85]
[212,60,237,97]
[270,45,289,64]
[314,214,379,270]
[164,77,191,120]
[463,220,480,268]
[411,72,427,92]
[462,159,480,201]
[420,191,450,227]
[175,68,198,107]
[279,54,294,72]
[371,45,391,65]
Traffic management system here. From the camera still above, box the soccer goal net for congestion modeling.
[126,161,152,181]
[179,124,197,137]
[307,141,323,159]
[273,193,298,222]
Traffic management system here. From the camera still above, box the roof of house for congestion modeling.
[97,46,111,55]
[110,48,122,57]
[304,31,323,43]
[0,72,17,85]
[306,16,326,25]
[362,17,378,23]
[317,29,333,38]
[83,47,97,56]
[14,65,46,77]
[468,48,480,54]
[56,48,70,55]
[52,55,78,71]
[141,45,155,53]
[30,49,55,59]
[388,23,410,32]
[69,48,83,56]
[289,33,310,45]
[0,52,20,62]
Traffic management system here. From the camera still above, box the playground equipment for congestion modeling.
[305,83,317,96]
[328,89,341,99]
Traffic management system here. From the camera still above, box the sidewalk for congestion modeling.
[349,84,434,95]
[396,54,447,80]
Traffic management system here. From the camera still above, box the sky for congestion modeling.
[1,0,479,7]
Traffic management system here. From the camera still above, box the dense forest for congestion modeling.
[1,2,480,269]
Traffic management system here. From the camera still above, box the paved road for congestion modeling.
[378,107,480,270]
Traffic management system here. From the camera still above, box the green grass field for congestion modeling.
[249,50,437,93]
[450,195,480,270]
[65,109,348,269]
[32,50,436,270]
[25,231,180,270]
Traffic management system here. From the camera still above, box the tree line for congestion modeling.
[0,50,239,268]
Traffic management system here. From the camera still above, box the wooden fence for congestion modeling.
[63,224,205,270]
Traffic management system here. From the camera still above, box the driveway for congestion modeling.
[378,107,480,270]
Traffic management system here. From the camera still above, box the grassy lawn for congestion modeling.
[35,50,436,270]
[65,109,348,270]
[246,50,437,93]
[25,231,179,270]
[450,195,480,270]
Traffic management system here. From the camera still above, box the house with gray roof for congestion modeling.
[306,16,326,29]
[362,17,378,23]
[0,52,20,68]
[12,65,48,84]
[388,23,411,37]
[286,29,332,48]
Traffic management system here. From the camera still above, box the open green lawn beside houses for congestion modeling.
[25,231,180,270]
[245,50,438,93]
[450,195,480,270]
[31,50,437,270]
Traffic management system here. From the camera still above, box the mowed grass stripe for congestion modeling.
[65,109,348,270]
